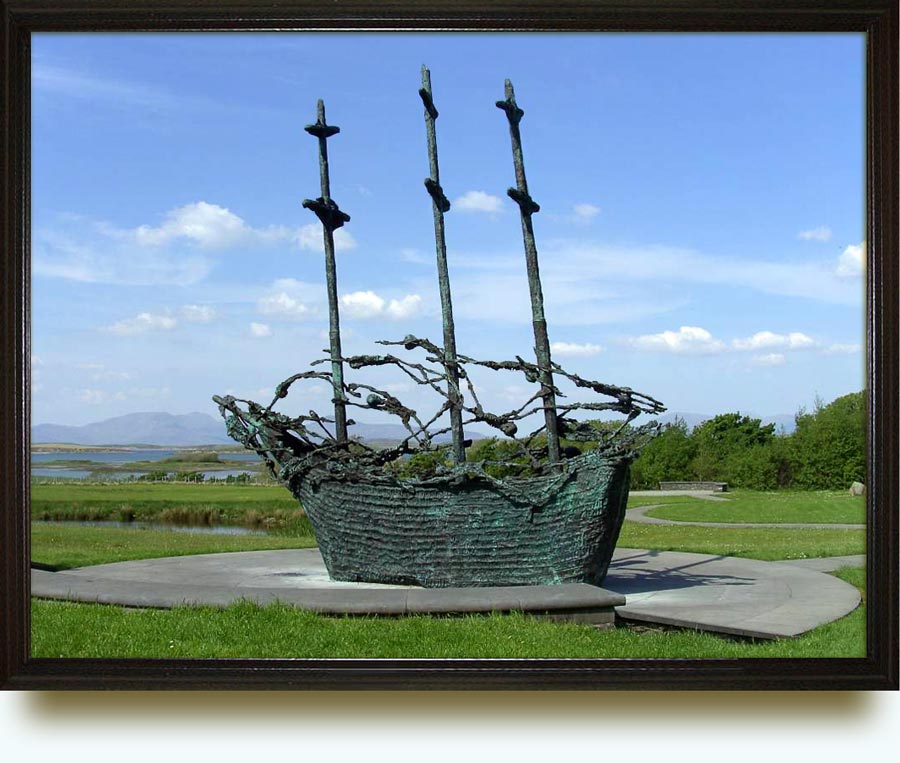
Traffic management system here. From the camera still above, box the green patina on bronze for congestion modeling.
[419,65,466,465]
[215,72,666,588]
[302,99,350,443]
[497,79,561,464]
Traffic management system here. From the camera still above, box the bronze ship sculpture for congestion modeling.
[214,68,665,588]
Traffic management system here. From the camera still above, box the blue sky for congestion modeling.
[31,33,865,429]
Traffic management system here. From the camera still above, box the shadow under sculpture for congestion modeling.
[214,69,666,588]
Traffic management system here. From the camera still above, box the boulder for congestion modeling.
[849,481,866,496]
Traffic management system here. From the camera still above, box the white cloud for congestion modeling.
[294,222,357,253]
[446,239,862,329]
[550,341,604,357]
[381,383,411,394]
[341,291,385,319]
[78,389,107,405]
[34,227,212,286]
[453,191,504,215]
[341,291,423,321]
[627,326,727,355]
[258,292,314,320]
[797,226,833,242]
[103,312,177,336]
[732,331,817,351]
[32,63,180,112]
[538,241,863,307]
[823,343,862,355]
[751,353,786,367]
[35,202,359,289]
[181,304,217,322]
[386,294,423,320]
[572,203,600,223]
[133,201,297,249]
[250,322,272,337]
[126,386,171,400]
[837,242,865,278]
[400,248,431,265]
[76,363,132,382]
[500,385,530,402]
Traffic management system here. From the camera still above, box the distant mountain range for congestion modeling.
[31,411,489,447]
[32,410,798,447]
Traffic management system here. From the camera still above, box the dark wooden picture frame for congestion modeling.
[1,0,897,690]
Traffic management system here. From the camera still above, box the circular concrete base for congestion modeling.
[32,547,862,640]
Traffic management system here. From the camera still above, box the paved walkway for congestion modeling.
[31,547,862,640]
[777,555,866,572]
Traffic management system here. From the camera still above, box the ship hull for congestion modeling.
[287,449,632,588]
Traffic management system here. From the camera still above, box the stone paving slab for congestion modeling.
[31,547,861,640]
[609,549,860,638]
[776,555,865,573]
[31,548,624,619]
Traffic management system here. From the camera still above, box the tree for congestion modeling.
[690,413,777,486]
[790,392,865,489]
[465,437,530,478]
[630,417,697,489]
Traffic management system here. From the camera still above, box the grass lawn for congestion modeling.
[643,490,865,525]
[30,567,865,659]
[626,494,701,508]
[30,524,317,570]
[618,522,864,561]
[28,482,867,658]
[31,482,308,532]
[30,484,865,568]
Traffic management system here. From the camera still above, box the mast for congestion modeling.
[302,99,350,443]
[419,65,466,464]
[496,79,561,464]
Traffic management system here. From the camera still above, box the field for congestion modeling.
[643,490,865,524]
[32,482,307,530]
[28,482,868,658]
[32,566,865,659]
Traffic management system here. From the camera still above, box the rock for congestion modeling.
[849,481,865,496]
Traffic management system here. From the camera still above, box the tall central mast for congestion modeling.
[496,79,561,464]
[302,99,350,443]
[419,65,466,464]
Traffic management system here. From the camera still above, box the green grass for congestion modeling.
[29,567,864,659]
[28,483,866,658]
[618,522,865,561]
[644,490,865,525]
[626,494,700,508]
[31,482,304,529]
[31,524,317,570]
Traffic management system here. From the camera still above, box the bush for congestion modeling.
[790,392,865,489]
[630,418,696,489]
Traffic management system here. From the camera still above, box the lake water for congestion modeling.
[31,450,261,464]
[31,468,258,481]
[30,448,262,480]
[33,520,267,536]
